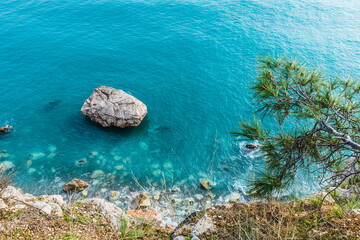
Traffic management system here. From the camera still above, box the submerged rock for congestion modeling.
[0,150,9,159]
[81,86,147,128]
[0,161,15,172]
[75,158,88,166]
[63,179,89,192]
[44,100,62,111]
[91,170,105,179]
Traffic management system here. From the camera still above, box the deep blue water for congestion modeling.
[0,0,360,200]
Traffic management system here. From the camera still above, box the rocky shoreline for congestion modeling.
[1,184,360,239]
[0,182,241,228]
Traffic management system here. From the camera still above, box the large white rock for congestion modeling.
[1,186,24,201]
[82,198,129,231]
[81,86,147,128]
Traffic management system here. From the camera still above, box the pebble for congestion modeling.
[81,190,88,197]
[91,170,105,179]
[194,194,204,200]
[109,191,120,201]
[171,187,181,193]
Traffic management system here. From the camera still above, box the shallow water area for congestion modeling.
[1,0,360,217]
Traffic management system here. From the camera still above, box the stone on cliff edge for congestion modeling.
[63,179,89,192]
[82,198,129,231]
[81,86,147,128]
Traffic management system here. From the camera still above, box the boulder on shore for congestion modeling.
[199,179,212,190]
[63,179,89,192]
[81,86,147,128]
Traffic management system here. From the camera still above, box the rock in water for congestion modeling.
[199,179,212,190]
[0,125,12,134]
[245,143,258,150]
[81,86,147,128]
[63,179,89,192]
[131,193,151,209]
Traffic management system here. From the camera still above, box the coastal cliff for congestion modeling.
[1,185,360,240]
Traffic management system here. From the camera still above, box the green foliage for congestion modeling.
[120,216,129,237]
[233,55,360,197]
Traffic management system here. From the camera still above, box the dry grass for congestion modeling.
[1,197,360,239]
[179,200,360,240]
[0,201,171,240]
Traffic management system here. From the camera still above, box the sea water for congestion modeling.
[0,0,359,201]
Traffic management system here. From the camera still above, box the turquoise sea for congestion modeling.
[1,0,360,204]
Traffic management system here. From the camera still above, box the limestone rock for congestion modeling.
[27,201,53,215]
[199,179,212,190]
[81,86,147,128]
[349,209,360,214]
[1,186,24,201]
[82,198,128,231]
[42,195,66,207]
[0,199,8,209]
[48,202,63,216]
[171,213,216,239]
[192,214,216,236]
[63,179,89,192]
[127,209,162,223]
[227,192,241,203]
[109,191,120,201]
[131,193,151,209]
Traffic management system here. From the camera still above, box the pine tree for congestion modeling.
[232,56,360,197]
